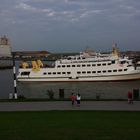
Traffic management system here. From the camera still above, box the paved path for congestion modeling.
[0,101,140,111]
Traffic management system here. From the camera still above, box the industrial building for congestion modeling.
[0,36,12,57]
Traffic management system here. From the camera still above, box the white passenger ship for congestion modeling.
[17,47,140,82]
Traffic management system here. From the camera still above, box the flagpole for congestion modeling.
[12,52,17,99]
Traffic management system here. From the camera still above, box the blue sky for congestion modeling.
[0,0,140,52]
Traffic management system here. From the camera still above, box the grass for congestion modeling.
[0,111,140,140]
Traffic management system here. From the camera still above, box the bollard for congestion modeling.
[9,93,13,99]
[14,93,18,99]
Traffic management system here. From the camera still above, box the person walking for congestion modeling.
[127,91,133,104]
[71,93,76,106]
[76,94,81,107]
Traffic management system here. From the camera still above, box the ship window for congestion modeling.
[92,64,96,66]
[87,71,91,74]
[120,61,126,64]
[77,71,81,74]
[119,69,122,72]
[62,65,65,67]
[67,57,71,60]
[97,64,101,66]
[113,70,117,72]
[102,63,106,66]
[57,72,61,74]
[127,65,132,67]
[62,72,66,74]
[72,65,75,67]
[97,71,101,73]
[77,65,81,67]
[21,72,30,76]
[43,72,47,75]
[112,60,115,64]
[103,70,106,73]
[124,69,127,71]
[92,71,96,73]
[82,64,86,67]
[57,65,61,68]
[82,71,86,74]
[67,72,71,74]
[53,72,56,74]
[108,70,112,72]
[87,64,91,67]
[67,65,70,67]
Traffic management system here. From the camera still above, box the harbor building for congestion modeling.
[0,36,12,57]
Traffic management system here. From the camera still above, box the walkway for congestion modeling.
[0,101,140,111]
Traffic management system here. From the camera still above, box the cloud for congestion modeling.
[1,0,137,26]
[0,0,140,51]
[16,2,54,14]
[0,0,140,28]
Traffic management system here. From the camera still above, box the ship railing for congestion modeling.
[59,58,114,64]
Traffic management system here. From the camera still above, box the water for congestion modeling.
[0,69,13,99]
[0,69,140,99]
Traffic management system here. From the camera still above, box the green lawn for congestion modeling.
[0,111,140,140]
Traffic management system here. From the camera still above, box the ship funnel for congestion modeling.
[112,43,119,58]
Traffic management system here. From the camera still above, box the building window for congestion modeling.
[62,65,65,67]
[92,64,96,66]
[48,72,51,75]
[97,71,101,73]
[77,71,81,74]
[67,65,70,67]
[108,70,112,72]
[53,72,56,74]
[43,72,47,75]
[97,64,101,66]
[87,64,91,67]
[57,65,61,68]
[103,70,106,73]
[62,72,66,74]
[67,72,71,74]
[119,69,122,72]
[124,69,127,71]
[82,65,86,67]
[72,65,75,67]
[57,72,61,74]
[108,63,111,65]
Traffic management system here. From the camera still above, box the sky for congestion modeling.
[0,0,140,52]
